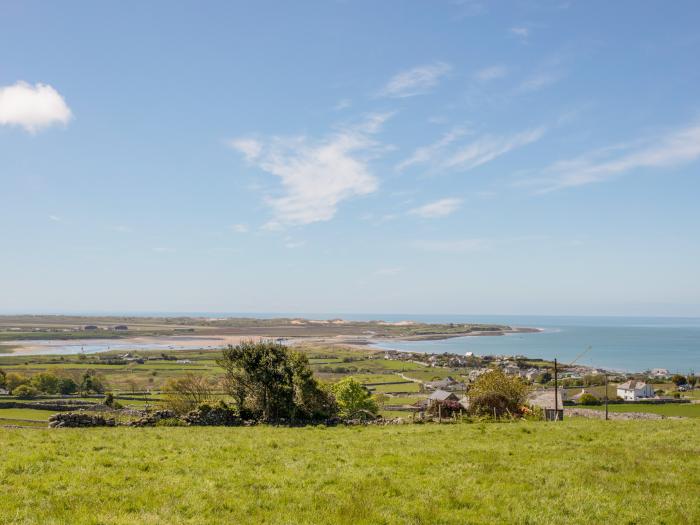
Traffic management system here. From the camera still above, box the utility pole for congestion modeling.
[604,373,609,421]
[553,358,558,421]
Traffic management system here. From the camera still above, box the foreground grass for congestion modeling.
[1,419,699,524]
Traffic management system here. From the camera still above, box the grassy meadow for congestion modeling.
[584,402,700,418]
[1,419,699,525]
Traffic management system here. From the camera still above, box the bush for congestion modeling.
[468,369,530,418]
[13,385,40,399]
[331,377,378,420]
[162,374,216,415]
[577,393,600,406]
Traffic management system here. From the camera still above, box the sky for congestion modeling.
[1,0,700,317]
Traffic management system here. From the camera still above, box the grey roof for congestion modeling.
[528,389,565,410]
[618,380,648,391]
[428,389,458,401]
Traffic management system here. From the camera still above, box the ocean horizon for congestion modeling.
[3,312,699,373]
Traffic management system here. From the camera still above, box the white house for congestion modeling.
[617,380,654,401]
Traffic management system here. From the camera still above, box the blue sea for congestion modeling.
[7,312,700,373]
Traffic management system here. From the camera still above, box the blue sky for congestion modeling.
[1,1,700,316]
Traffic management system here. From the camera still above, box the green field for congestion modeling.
[584,402,700,418]
[1,419,699,524]
[0,408,51,422]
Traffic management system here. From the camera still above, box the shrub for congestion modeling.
[13,385,40,399]
[57,377,79,395]
[104,392,115,407]
[468,369,530,418]
[577,393,600,406]
[5,373,29,393]
[331,377,378,420]
[162,374,216,415]
[31,372,60,394]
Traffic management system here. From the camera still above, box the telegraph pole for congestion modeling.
[553,358,558,421]
[604,373,609,421]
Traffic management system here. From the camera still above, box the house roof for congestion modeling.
[428,389,457,401]
[618,380,648,391]
[528,389,565,410]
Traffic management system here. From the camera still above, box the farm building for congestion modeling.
[528,389,566,420]
[617,380,654,401]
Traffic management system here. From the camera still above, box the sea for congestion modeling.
[6,313,700,374]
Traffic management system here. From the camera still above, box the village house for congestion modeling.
[425,376,459,391]
[528,389,566,420]
[426,389,459,407]
[617,380,654,401]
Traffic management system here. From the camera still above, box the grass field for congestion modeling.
[584,402,700,418]
[1,419,699,524]
[0,408,51,421]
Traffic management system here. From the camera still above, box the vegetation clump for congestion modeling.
[218,340,337,423]
[468,369,530,417]
[331,377,378,420]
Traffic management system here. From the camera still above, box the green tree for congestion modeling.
[5,373,29,393]
[79,372,106,395]
[0,368,6,389]
[57,377,78,395]
[687,375,697,388]
[467,369,530,418]
[13,384,39,399]
[671,374,687,387]
[331,377,378,419]
[163,374,216,415]
[31,372,60,394]
[577,393,601,406]
[218,340,337,422]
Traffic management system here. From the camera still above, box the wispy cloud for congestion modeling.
[334,98,351,110]
[474,65,508,82]
[229,113,390,227]
[522,122,700,192]
[231,223,249,233]
[379,62,452,98]
[443,127,545,171]
[49,215,61,222]
[409,198,462,218]
[397,126,468,171]
[510,27,530,41]
[0,81,72,133]
[397,126,544,175]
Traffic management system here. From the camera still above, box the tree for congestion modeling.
[687,375,697,388]
[671,374,687,387]
[331,377,378,419]
[467,369,530,418]
[163,374,217,415]
[79,372,106,395]
[57,377,78,395]
[13,384,39,399]
[218,340,337,422]
[31,372,60,394]
[5,373,29,394]
[0,368,6,389]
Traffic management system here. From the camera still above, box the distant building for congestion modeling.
[528,389,566,420]
[617,381,654,401]
[425,376,458,391]
[84,325,98,331]
[113,325,128,331]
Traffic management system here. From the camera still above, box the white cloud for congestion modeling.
[409,198,462,218]
[379,62,452,98]
[524,123,700,192]
[49,215,61,222]
[229,138,262,162]
[510,27,530,40]
[443,127,545,171]
[284,236,306,249]
[397,126,468,171]
[231,223,249,233]
[414,238,488,253]
[0,81,72,133]
[474,65,508,82]
[229,114,389,227]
